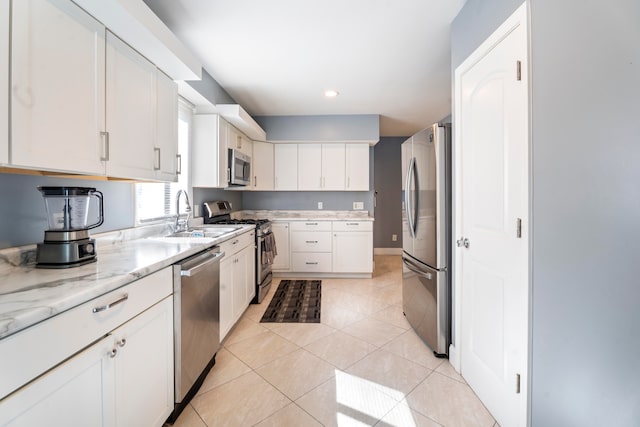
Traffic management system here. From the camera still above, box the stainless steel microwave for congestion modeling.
[228,148,251,186]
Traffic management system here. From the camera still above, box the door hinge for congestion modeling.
[516,218,522,238]
[516,373,521,393]
[516,60,522,81]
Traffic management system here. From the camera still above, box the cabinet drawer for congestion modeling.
[0,267,172,400]
[332,221,373,232]
[290,221,332,232]
[219,230,255,258]
[291,231,332,252]
[291,252,332,272]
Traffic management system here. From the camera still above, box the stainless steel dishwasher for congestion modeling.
[169,246,224,423]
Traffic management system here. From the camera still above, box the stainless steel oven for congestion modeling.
[203,201,274,303]
[228,148,251,186]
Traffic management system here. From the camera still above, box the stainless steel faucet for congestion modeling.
[175,189,192,232]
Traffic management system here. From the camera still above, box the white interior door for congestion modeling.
[454,4,528,427]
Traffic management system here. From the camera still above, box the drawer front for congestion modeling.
[291,231,332,252]
[0,267,172,400]
[219,230,255,258]
[289,221,332,232]
[332,221,373,232]
[291,252,332,272]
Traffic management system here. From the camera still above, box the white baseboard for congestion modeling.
[374,248,402,255]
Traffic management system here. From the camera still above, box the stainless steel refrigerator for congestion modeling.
[402,123,451,357]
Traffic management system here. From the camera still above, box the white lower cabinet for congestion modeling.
[112,297,174,427]
[273,220,374,276]
[0,297,174,427]
[272,222,290,271]
[0,334,114,426]
[219,231,255,340]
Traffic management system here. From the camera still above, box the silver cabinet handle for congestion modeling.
[109,348,118,358]
[154,147,161,170]
[93,294,129,313]
[305,222,318,226]
[346,223,359,226]
[176,154,182,175]
[100,131,110,161]
[306,262,318,265]
[305,240,318,244]
[117,338,126,348]
[254,176,257,186]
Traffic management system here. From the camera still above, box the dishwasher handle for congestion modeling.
[180,250,225,277]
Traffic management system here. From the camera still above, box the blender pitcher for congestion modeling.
[38,187,104,231]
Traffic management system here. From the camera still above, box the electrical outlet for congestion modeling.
[353,202,364,210]
[392,234,398,241]
[318,202,323,209]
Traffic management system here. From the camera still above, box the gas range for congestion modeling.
[203,201,274,304]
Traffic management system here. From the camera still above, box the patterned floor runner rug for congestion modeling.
[260,280,321,323]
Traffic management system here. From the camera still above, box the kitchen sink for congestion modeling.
[165,226,242,238]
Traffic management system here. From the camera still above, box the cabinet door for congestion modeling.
[333,232,373,273]
[274,144,298,190]
[11,0,106,174]
[106,31,156,180]
[244,244,256,303]
[252,141,274,190]
[219,256,234,340]
[297,144,322,190]
[0,0,9,165]
[113,297,174,427]
[322,144,346,190]
[346,144,370,191]
[232,249,249,321]
[272,223,290,271]
[155,70,178,182]
[192,114,228,188]
[0,335,115,426]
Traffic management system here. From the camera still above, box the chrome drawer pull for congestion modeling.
[305,222,318,226]
[305,240,318,244]
[305,262,318,265]
[92,294,129,313]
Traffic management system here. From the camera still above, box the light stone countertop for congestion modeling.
[0,224,254,340]
[236,210,374,221]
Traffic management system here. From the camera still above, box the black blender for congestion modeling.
[36,187,104,268]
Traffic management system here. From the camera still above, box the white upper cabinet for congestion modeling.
[346,144,370,190]
[0,0,9,165]
[105,31,156,180]
[155,70,179,181]
[298,144,322,190]
[192,114,229,188]
[298,143,346,191]
[322,144,346,190]
[7,0,180,181]
[10,0,106,174]
[227,125,252,158]
[274,144,298,190]
[252,140,274,190]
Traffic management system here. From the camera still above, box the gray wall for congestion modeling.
[0,173,134,248]
[186,69,236,106]
[254,115,379,142]
[452,0,640,425]
[373,137,404,248]
[242,191,373,213]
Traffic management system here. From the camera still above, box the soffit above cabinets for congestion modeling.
[73,0,201,80]
[215,104,267,142]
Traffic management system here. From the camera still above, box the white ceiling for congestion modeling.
[143,0,466,137]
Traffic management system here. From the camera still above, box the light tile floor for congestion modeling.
[171,256,497,427]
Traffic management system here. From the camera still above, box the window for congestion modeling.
[135,97,193,225]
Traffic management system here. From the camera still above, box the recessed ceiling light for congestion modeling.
[324,90,339,98]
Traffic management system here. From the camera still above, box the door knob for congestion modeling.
[456,237,470,248]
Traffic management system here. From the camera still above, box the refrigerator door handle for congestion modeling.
[402,256,433,280]
[405,157,417,239]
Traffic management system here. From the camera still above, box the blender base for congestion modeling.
[36,239,97,269]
